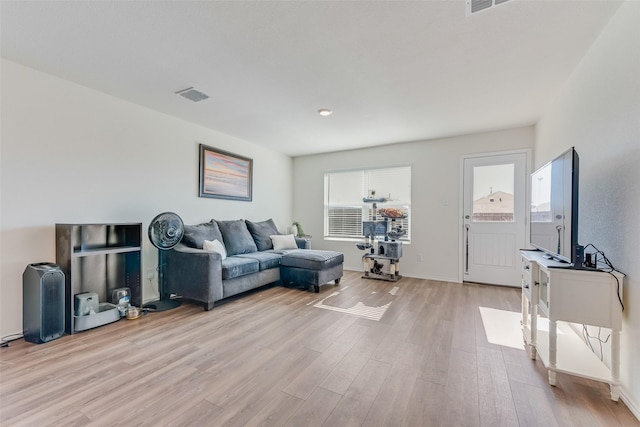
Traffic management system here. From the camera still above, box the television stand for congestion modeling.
[520,250,624,401]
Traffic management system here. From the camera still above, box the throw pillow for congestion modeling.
[246,218,280,251]
[270,234,298,251]
[216,219,258,255]
[182,220,224,249]
[203,239,227,260]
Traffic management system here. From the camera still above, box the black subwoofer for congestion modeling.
[23,263,65,344]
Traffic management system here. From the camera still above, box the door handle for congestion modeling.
[465,224,470,274]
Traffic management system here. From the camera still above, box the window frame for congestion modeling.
[324,165,412,243]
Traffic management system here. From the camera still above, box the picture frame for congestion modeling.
[198,144,253,201]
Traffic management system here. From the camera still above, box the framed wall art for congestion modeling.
[199,144,253,201]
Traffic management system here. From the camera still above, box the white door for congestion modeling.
[462,152,527,286]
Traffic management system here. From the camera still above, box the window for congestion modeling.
[472,163,515,222]
[324,166,411,241]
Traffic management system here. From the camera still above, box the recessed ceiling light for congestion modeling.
[318,108,333,117]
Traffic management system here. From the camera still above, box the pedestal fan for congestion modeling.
[144,212,184,312]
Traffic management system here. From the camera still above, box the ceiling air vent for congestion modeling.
[175,87,209,102]
[466,0,511,15]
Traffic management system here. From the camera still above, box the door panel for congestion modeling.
[463,152,527,286]
[472,232,515,267]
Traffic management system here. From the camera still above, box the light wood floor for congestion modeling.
[1,271,638,426]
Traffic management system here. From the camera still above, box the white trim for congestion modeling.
[620,388,640,422]
[323,162,414,175]
[327,237,411,245]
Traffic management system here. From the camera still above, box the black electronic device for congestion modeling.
[22,263,65,344]
[530,147,581,267]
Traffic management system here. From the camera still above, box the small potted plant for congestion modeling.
[291,221,305,237]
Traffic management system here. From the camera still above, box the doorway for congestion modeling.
[461,151,528,286]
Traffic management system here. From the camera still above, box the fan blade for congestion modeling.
[148,212,184,250]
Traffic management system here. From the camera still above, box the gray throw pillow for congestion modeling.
[216,219,258,255]
[246,218,280,251]
[181,220,224,249]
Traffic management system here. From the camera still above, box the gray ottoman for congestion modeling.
[280,250,344,293]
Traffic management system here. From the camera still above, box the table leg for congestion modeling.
[530,299,537,360]
[548,318,557,386]
[611,329,621,401]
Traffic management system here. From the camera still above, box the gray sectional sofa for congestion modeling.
[162,218,343,310]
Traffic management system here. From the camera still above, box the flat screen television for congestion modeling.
[530,147,582,266]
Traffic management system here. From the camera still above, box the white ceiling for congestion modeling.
[0,1,622,156]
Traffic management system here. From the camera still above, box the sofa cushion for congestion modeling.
[271,234,298,251]
[236,251,282,271]
[203,239,227,260]
[281,250,344,270]
[221,256,259,280]
[216,219,258,256]
[245,218,280,251]
[182,220,224,249]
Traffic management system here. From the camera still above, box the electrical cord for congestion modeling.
[1,333,24,348]
[582,325,596,353]
[583,243,624,311]
[582,325,611,361]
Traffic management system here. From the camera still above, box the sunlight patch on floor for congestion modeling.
[479,306,526,350]
[314,291,392,321]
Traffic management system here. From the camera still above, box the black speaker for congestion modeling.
[23,263,65,344]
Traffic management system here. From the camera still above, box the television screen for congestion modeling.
[530,148,579,264]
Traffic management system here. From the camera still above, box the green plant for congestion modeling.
[292,221,305,237]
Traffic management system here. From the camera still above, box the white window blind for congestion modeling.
[324,166,411,241]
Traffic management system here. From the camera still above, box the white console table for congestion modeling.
[520,250,624,401]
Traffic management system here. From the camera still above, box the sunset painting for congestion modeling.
[199,145,252,201]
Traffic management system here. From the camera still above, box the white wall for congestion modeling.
[535,1,640,415]
[293,126,534,281]
[0,59,293,337]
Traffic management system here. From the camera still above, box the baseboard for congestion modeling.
[621,388,640,422]
[343,266,459,284]
[400,272,460,283]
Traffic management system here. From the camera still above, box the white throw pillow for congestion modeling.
[203,239,227,260]
[270,234,298,251]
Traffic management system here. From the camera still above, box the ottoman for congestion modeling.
[280,250,344,293]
